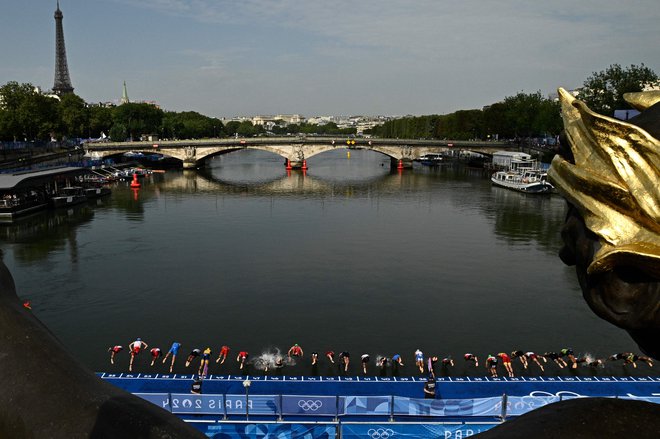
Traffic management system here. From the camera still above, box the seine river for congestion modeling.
[0,149,650,377]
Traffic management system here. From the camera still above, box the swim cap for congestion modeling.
[137,338,141,341]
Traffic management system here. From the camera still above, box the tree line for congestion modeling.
[368,92,562,141]
[369,64,657,140]
[1,63,656,143]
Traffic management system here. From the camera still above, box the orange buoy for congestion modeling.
[301,160,308,170]
[130,173,141,188]
[397,159,404,170]
[285,159,292,170]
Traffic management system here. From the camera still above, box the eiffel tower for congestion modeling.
[53,1,74,95]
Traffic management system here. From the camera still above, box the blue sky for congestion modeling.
[1,1,659,118]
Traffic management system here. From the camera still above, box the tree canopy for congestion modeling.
[579,63,658,114]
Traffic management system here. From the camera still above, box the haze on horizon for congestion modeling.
[2,1,659,119]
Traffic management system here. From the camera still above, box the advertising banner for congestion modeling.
[134,393,170,412]
[392,396,502,417]
[224,394,279,416]
[170,393,225,415]
[201,423,336,438]
[342,396,391,415]
[281,395,337,416]
[341,423,497,438]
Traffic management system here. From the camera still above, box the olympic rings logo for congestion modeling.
[367,428,395,439]
[297,399,323,411]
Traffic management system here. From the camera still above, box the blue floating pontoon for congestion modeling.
[100,373,660,438]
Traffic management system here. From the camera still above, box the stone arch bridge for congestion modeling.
[84,136,510,169]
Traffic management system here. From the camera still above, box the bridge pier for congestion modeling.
[286,160,305,169]
[390,158,413,169]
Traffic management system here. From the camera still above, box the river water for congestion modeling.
[0,149,650,377]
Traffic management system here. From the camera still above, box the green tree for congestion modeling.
[161,111,222,139]
[0,81,59,141]
[109,123,127,142]
[88,106,113,139]
[482,102,509,140]
[58,93,89,138]
[112,103,163,140]
[579,63,658,114]
[236,120,264,137]
[224,121,240,136]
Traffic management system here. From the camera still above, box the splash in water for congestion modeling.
[250,348,297,371]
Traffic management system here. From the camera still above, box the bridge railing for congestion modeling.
[84,136,510,149]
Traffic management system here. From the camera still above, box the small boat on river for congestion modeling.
[418,153,444,166]
[83,185,111,199]
[50,186,88,208]
[491,168,554,194]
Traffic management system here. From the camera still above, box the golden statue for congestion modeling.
[548,88,660,359]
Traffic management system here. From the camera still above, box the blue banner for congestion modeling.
[392,396,502,417]
[134,393,171,411]
[200,422,336,438]
[281,395,337,416]
[341,423,498,438]
[504,396,560,416]
[224,394,279,415]
[342,396,391,415]
[170,393,225,414]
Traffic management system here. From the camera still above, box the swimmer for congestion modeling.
[512,351,545,372]
[623,353,653,368]
[325,351,335,364]
[108,345,123,365]
[559,348,577,369]
[237,351,249,369]
[378,356,389,373]
[274,356,284,371]
[464,353,479,367]
[150,347,162,366]
[162,341,181,373]
[441,356,454,367]
[576,355,604,368]
[311,352,318,366]
[511,350,528,368]
[392,354,404,367]
[361,354,370,374]
[497,352,514,377]
[198,347,212,377]
[339,351,350,372]
[128,338,148,372]
[427,356,438,377]
[288,344,303,358]
[608,353,627,362]
[485,354,498,378]
[542,352,567,368]
[185,348,201,367]
[216,345,230,364]
[415,349,424,373]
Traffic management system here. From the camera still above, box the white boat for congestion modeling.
[491,168,554,194]
[419,153,443,166]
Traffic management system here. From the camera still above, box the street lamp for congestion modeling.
[242,379,251,420]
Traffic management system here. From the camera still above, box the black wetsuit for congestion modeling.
[190,379,202,394]
[423,378,436,399]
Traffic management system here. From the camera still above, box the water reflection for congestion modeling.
[0,204,94,263]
